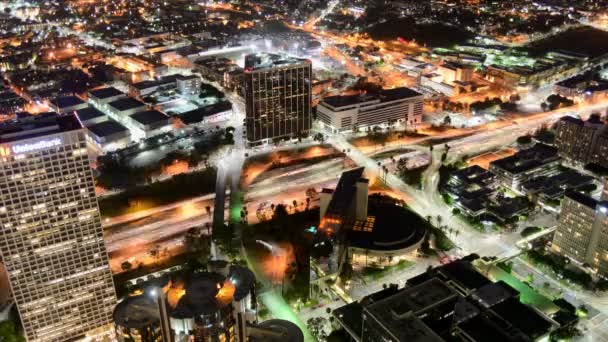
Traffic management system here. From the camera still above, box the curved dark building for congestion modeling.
[113,295,162,342]
[251,319,304,342]
[114,263,259,341]
[346,200,427,267]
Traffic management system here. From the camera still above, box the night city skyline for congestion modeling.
[3,0,608,341]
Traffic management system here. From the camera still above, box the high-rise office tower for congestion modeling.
[0,113,117,341]
[243,53,312,145]
[552,191,608,276]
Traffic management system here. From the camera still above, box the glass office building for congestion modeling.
[0,113,117,341]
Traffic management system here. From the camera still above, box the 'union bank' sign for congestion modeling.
[0,138,62,157]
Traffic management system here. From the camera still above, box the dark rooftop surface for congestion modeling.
[87,120,129,138]
[132,75,178,90]
[113,295,160,329]
[253,319,304,342]
[109,97,146,112]
[51,96,86,110]
[322,87,421,109]
[490,143,558,175]
[334,258,555,342]
[244,53,309,71]
[324,167,365,219]
[347,202,426,251]
[365,278,455,342]
[129,110,170,126]
[89,86,124,99]
[179,101,232,125]
[0,113,82,143]
[75,107,106,122]
[564,190,598,209]
[491,297,553,339]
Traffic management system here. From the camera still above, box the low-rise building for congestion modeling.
[75,107,108,127]
[86,119,131,152]
[194,57,243,91]
[49,96,88,113]
[128,110,172,139]
[489,143,560,191]
[554,72,608,102]
[445,165,497,217]
[88,87,126,106]
[129,75,178,97]
[521,169,595,202]
[177,101,232,126]
[176,75,201,96]
[317,87,423,133]
[333,257,557,342]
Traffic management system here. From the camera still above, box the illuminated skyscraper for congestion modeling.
[0,113,117,341]
[243,53,312,145]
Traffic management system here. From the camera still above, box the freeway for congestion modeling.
[326,99,608,261]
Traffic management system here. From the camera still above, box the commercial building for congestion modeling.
[317,87,423,133]
[319,168,425,267]
[177,101,232,126]
[489,143,560,191]
[129,75,178,98]
[176,75,201,96]
[552,191,608,276]
[333,256,557,342]
[445,165,497,217]
[113,262,303,342]
[88,87,127,106]
[243,53,312,145]
[99,97,170,140]
[86,119,132,152]
[193,57,243,91]
[554,72,608,102]
[128,110,172,139]
[0,113,117,341]
[75,107,108,127]
[437,62,474,83]
[555,115,606,166]
[49,96,88,113]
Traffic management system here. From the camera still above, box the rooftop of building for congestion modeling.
[131,75,178,90]
[521,168,594,199]
[87,120,129,138]
[113,294,160,329]
[489,143,559,175]
[171,265,255,319]
[334,257,555,342]
[75,107,106,122]
[178,101,232,125]
[244,53,309,72]
[564,190,598,209]
[0,112,82,143]
[50,95,86,110]
[252,320,304,342]
[175,74,200,81]
[129,110,170,126]
[89,86,125,99]
[346,200,426,252]
[108,97,146,112]
[321,87,422,109]
[324,167,366,219]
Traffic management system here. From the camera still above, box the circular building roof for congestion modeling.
[171,272,227,318]
[347,202,427,252]
[255,319,304,342]
[113,295,160,329]
[227,265,255,301]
